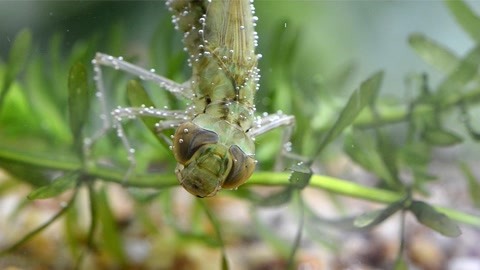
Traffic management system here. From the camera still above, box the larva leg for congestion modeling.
[84,52,192,182]
[107,106,188,181]
[94,53,193,99]
[248,112,305,170]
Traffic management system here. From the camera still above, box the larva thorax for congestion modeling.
[167,0,260,132]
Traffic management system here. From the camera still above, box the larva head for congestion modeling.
[173,122,255,197]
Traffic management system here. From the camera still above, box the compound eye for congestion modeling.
[173,122,219,164]
[223,145,256,189]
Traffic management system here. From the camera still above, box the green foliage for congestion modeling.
[68,63,91,157]
[409,200,462,237]
[446,0,480,42]
[460,163,480,208]
[27,171,79,200]
[1,1,480,269]
[408,33,458,73]
[0,29,31,108]
[354,199,405,228]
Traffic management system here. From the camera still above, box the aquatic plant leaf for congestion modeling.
[373,121,402,189]
[64,199,81,258]
[96,188,126,264]
[256,187,293,207]
[436,45,480,105]
[68,62,90,154]
[27,171,78,200]
[0,29,32,106]
[288,162,312,190]
[126,80,168,145]
[313,71,383,156]
[421,128,463,146]
[354,199,404,228]
[445,0,480,42]
[344,130,399,188]
[409,200,461,237]
[460,163,480,208]
[408,33,458,73]
[198,199,230,270]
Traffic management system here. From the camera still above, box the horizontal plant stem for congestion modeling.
[1,147,479,228]
[0,147,81,171]
[248,172,404,203]
[348,86,480,129]
[248,172,480,228]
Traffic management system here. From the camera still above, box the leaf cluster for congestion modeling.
[0,1,480,269]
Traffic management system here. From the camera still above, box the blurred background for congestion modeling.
[1,1,478,93]
[1,1,480,269]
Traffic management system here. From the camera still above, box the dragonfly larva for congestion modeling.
[86,0,295,197]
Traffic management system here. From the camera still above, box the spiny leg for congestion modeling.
[94,53,194,99]
[110,106,188,181]
[249,111,305,170]
[85,52,192,181]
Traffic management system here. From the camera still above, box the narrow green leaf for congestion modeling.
[27,171,78,200]
[408,33,459,73]
[96,188,126,264]
[421,128,463,146]
[313,71,383,157]
[198,199,230,270]
[68,62,90,154]
[64,200,81,258]
[436,46,480,105]
[409,200,462,237]
[0,159,51,187]
[256,187,293,207]
[288,162,312,190]
[344,130,400,188]
[126,80,169,146]
[354,199,404,228]
[127,80,155,111]
[0,29,32,107]
[459,163,480,208]
[372,114,402,189]
[445,0,480,42]
[459,101,480,141]
[287,193,304,270]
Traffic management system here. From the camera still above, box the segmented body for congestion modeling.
[166,0,260,197]
[90,0,294,197]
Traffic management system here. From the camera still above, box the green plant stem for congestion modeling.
[248,172,403,203]
[1,147,479,228]
[248,172,480,228]
[198,200,229,270]
[345,86,480,130]
[287,192,304,270]
[0,146,178,188]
